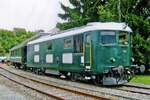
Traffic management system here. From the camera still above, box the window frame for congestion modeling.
[64,38,73,49]
[34,44,39,52]
[47,41,53,51]
[118,31,129,46]
[74,34,83,53]
[34,55,40,63]
[100,31,116,45]
[85,33,91,44]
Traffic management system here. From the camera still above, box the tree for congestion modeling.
[58,0,150,65]
[133,33,150,64]
[97,0,150,64]
[0,29,35,56]
[57,0,107,30]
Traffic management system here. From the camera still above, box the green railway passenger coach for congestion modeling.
[10,44,27,68]
[27,22,134,85]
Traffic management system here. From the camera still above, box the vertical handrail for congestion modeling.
[83,43,85,66]
[90,40,93,67]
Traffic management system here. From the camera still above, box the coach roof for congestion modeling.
[27,22,132,45]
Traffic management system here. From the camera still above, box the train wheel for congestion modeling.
[34,69,39,74]
[70,73,77,81]
[23,66,27,71]
[60,71,70,79]
[14,63,17,68]
[17,65,21,69]
[30,68,34,72]
[34,69,43,75]
[94,75,101,85]
[14,65,17,68]
[41,68,46,75]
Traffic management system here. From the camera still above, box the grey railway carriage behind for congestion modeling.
[26,22,134,85]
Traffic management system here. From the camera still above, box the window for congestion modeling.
[62,53,73,64]
[119,32,128,45]
[46,54,53,63]
[34,44,39,52]
[74,34,83,53]
[86,34,91,43]
[47,42,52,50]
[101,31,116,44]
[34,55,39,63]
[64,38,72,49]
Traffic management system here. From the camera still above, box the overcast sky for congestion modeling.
[0,0,69,31]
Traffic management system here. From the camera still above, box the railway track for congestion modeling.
[0,66,109,100]
[1,64,150,100]
[116,84,150,95]
[124,83,150,90]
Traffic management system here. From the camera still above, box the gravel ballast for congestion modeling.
[0,75,55,100]
[1,64,150,100]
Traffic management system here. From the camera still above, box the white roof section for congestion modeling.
[28,22,132,45]
[10,33,42,51]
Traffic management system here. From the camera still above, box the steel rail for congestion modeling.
[123,84,150,90]
[1,65,147,100]
[116,88,150,95]
[115,85,150,95]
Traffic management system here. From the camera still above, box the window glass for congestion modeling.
[34,55,39,63]
[34,44,39,52]
[46,54,53,63]
[86,34,91,43]
[47,42,52,50]
[119,32,128,45]
[101,31,116,44]
[64,38,72,49]
[74,34,83,53]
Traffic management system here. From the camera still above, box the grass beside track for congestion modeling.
[130,75,150,85]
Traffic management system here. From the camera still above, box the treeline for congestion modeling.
[57,0,150,64]
[0,29,35,56]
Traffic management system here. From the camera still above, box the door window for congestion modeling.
[74,34,83,53]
